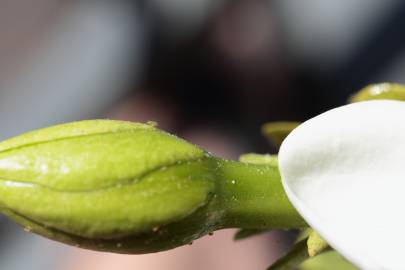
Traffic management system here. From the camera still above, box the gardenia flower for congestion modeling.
[279,100,405,269]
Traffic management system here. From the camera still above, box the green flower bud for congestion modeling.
[349,82,405,103]
[0,120,304,253]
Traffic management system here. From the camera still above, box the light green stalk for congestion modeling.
[216,159,305,230]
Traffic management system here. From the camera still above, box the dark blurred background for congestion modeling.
[0,0,404,269]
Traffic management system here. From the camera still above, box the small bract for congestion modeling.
[279,100,405,269]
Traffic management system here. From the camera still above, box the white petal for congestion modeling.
[279,100,405,270]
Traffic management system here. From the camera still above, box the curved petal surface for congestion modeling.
[279,100,405,269]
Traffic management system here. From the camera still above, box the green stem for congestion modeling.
[215,159,306,229]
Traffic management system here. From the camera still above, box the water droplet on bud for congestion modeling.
[146,121,158,127]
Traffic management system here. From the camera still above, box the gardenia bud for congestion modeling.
[0,120,219,253]
[0,119,305,254]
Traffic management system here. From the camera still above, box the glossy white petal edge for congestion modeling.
[279,100,405,270]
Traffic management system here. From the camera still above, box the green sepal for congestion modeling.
[239,153,278,166]
[295,228,312,243]
[233,228,269,241]
[307,230,329,257]
[262,122,300,148]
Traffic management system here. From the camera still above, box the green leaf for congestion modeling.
[295,228,312,243]
[267,238,309,270]
[262,122,300,148]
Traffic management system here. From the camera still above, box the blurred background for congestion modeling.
[0,0,404,269]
